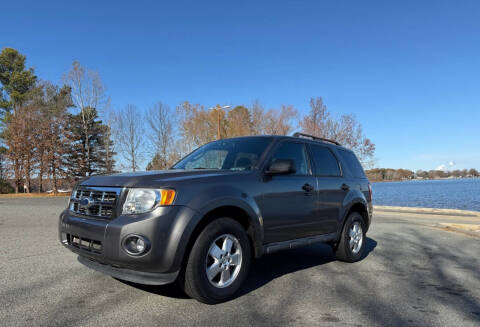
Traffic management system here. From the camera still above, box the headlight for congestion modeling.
[122,188,176,215]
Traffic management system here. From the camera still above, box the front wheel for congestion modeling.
[181,218,251,304]
[335,212,366,262]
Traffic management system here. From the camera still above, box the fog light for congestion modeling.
[122,235,150,256]
[136,238,145,252]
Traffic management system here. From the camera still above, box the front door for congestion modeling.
[260,141,318,243]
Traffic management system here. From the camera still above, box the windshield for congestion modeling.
[173,138,272,171]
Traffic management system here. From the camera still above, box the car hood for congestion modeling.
[79,169,245,188]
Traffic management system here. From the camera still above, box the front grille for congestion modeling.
[69,186,122,219]
[67,233,102,253]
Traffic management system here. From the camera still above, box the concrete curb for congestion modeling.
[438,223,480,238]
[373,205,480,217]
[0,193,69,199]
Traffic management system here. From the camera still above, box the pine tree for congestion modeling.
[65,107,116,178]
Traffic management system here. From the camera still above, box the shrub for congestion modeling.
[0,179,14,194]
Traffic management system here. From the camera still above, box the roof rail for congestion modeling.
[292,132,341,146]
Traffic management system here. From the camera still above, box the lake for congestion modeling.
[371,178,480,212]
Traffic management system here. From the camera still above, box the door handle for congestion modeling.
[302,183,314,193]
[341,183,350,191]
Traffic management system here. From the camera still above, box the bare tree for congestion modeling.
[250,100,265,135]
[146,102,175,170]
[300,97,376,168]
[299,97,329,137]
[114,104,144,171]
[63,61,106,173]
[176,101,218,152]
[263,105,298,135]
[4,105,32,192]
[249,101,298,136]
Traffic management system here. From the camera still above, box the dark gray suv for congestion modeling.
[59,133,372,303]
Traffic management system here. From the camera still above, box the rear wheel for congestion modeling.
[181,217,251,304]
[335,212,366,262]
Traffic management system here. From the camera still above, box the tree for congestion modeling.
[65,107,114,177]
[146,102,176,170]
[114,104,144,172]
[63,61,106,176]
[263,105,298,135]
[416,170,428,179]
[250,100,265,135]
[3,106,26,191]
[0,145,5,180]
[146,153,166,171]
[0,48,37,192]
[0,48,37,115]
[300,97,375,168]
[249,101,298,135]
[468,168,479,177]
[101,103,117,174]
[298,97,329,137]
[3,86,46,193]
[226,105,252,137]
[176,101,218,152]
[38,83,73,192]
[0,178,13,193]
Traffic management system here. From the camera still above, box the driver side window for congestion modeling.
[269,142,310,175]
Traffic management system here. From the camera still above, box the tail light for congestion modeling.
[368,183,372,202]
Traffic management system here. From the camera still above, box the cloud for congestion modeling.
[435,161,456,171]
[435,164,446,171]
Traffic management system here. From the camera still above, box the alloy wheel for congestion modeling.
[205,234,243,288]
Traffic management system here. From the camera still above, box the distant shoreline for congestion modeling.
[371,177,479,183]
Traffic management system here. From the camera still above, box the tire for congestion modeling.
[335,212,366,262]
[181,217,252,304]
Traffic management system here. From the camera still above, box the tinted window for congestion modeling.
[269,142,310,175]
[309,145,341,176]
[337,149,365,178]
[173,138,271,170]
[184,150,228,170]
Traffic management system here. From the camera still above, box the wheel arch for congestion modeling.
[341,200,370,232]
[174,198,265,275]
[189,204,263,256]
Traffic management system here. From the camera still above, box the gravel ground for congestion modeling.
[0,198,479,327]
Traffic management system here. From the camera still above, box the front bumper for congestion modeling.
[59,205,198,278]
[78,256,178,285]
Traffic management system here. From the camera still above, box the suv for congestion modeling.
[59,133,372,304]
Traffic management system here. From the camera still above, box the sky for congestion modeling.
[1,0,479,171]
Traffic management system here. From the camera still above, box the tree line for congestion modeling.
[366,168,480,182]
[0,49,114,193]
[0,47,376,193]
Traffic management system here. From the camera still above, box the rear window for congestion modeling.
[309,145,341,176]
[337,149,365,178]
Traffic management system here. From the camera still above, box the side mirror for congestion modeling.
[265,159,296,175]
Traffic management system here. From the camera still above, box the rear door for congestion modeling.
[260,141,319,243]
[308,144,347,233]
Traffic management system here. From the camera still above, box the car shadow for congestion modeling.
[238,237,377,297]
[115,278,191,299]
[117,237,377,301]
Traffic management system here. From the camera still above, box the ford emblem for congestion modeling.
[79,197,94,208]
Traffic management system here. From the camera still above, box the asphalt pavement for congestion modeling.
[0,197,479,327]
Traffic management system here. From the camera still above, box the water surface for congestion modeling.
[372,178,480,212]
